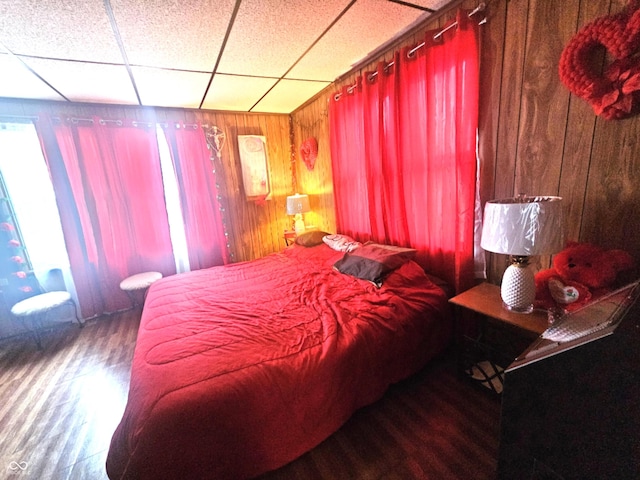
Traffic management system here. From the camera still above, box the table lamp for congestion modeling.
[481,195,564,313]
[286,193,311,235]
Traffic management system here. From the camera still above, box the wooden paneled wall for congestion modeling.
[0,99,293,263]
[290,100,335,235]
[293,0,640,284]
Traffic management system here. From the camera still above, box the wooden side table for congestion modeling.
[450,282,549,335]
[449,282,549,393]
[283,230,296,246]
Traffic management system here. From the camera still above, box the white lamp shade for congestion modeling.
[480,196,565,256]
[286,194,311,215]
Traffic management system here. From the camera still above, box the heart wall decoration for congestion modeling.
[558,0,640,120]
[300,137,318,171]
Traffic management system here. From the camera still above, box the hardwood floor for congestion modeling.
[0,310,501,480]
[0,310,139,480]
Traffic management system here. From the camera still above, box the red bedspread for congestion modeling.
[106,244,451,479]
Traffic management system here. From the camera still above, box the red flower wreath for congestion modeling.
[594,58,640,117]
[559,0,640,120]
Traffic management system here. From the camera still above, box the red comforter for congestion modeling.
[106,244,451,479]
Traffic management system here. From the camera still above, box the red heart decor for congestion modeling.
[559,0,640,120]
[300,137,318,171]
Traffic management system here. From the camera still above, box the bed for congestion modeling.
[106,240,451,479]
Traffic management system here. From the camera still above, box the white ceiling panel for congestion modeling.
[0,54,64,101]
[111,0,238,71]
[22,58,138,105]
[286,0,429,81]
[411,0,452,10]
[0,1,466,113]
[217,0,352,78]
[0,0,122,63]
[252,79,331,114]
[131,67,212,109]
[201,74,278,112]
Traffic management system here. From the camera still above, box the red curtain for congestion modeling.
[163,124,228,269]
[36,116,175,317]
[329,10,479,293]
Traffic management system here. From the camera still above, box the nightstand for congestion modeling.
[449,282,549,393]
[283,230,296,246]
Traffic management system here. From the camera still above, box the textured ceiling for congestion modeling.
[0,0,453,114]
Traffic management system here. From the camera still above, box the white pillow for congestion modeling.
[322,234,362,253]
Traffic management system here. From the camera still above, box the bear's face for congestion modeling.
[553,243,634,289]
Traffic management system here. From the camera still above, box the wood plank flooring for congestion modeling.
[0,310,501,480]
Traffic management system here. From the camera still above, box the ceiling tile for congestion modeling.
[217,0,352,78]
[0,54,65,101]
[252,79,330,114]
[201,74,278,112]
[411,0,451,10]
[0,0,454,112]
[131,67,212,108]
[286,0,429,81]
[21,58,139,105]
[0,0,122,63]
[111,0,237,71]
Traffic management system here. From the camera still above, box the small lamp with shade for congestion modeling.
[286,193,311,236]
[480,195,565,314]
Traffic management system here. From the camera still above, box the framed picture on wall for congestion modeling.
[237,135,270,199]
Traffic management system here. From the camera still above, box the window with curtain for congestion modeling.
[0,122,76,336]
[329,9,479,293]
[16,115,230,319]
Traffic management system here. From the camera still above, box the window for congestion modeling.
[0,122,74,298]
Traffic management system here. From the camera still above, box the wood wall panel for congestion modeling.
[585,115,640,250]
[515,0,573,196]
[559,0,611,245]
[290,98,334,234]
[494,0,526,199]
[477,0,506,205]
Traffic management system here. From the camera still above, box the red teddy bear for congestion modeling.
[535,241,636,312]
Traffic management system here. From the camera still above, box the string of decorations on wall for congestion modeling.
[288,117,298,193]
[559,0,640,120]
[204,125,234,261]
[291,108,328,131]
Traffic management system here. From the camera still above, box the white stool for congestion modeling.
[11,291,81,349]
[120,271,163,307]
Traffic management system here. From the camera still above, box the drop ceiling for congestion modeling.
[0,0,453,114]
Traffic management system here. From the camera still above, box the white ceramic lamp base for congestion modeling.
[501,263,535,314]
[293,214,306,235]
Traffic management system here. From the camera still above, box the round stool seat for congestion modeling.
[11,291,73,317]
[120,271,163,292]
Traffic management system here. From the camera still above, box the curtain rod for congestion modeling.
[335,2,486,101]
[423,1,486,47]
[0,114,39,122]
[0,115,213,131]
